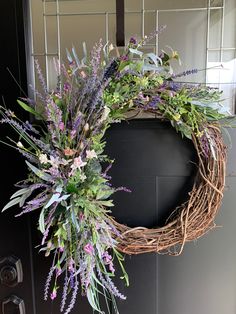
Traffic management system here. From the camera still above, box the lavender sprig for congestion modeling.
[60,274,69,312]
[64,279,79,314]
[97,267,126,300]
[44,266,55,301]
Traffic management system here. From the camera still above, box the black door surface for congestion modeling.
[0,0,35,313]
[1,2,236,314]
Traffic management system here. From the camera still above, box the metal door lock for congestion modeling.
[1,295,25,314]
[0,256,23,287]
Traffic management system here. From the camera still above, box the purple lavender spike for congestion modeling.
[17,148,38,163]
[60,275,69,312]
[35,59,48,94]
[64,279,79,314]
[97,267,126,300]
[44,266,55,301]
[115,186,132,193]
[172,68,198,79]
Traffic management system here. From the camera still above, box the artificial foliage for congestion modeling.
[0,29,230,313]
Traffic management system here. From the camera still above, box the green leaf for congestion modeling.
[97,200,114,207]
[10,188,30,199]
[25,161,53,182]
[129,48,143,56]
[2,197,21,212]
[17,100,43,119]
[39,208,46,233]
[96,188,114,200]
[19,190,32,207]
[87,288,103,314]
[44,193,70,209]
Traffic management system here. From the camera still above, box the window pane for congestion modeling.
[158,11,207,83]
[145,0,208,10]
[209,9,222,49]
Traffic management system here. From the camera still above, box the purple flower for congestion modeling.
[50,288,57,300]
[64,82,71,91]
[68,258,75,272]
[59,122,65,131]
[147,95,161,108]
[120,55,129,61]
[129,37,137,45]
[109,263,115,274]
[102,251,112,264]
[84,243,94,255]
[172,68,198,79]
[44,266,55,301]
[102,251,115,274]
[59,246,64,253]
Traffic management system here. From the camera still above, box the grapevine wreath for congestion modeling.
[0,30,229,313]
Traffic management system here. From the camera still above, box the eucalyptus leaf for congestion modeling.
[39,208,46,233]
[19,190,32,207]
[10,188,30,199]
[2,197,21,212]
[25,161,53,182]
[145,52,159,66]
[72,46,81,66]
[129,48,143,56]
[142,64,163,72]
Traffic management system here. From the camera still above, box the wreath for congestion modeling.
[0,30,229,314]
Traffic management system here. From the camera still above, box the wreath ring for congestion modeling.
[110,120,226,256]
[0,36,229,313]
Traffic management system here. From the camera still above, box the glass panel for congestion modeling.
[144,12,157,45]
[47,56,59,91]
[210,0,223,7]
[58,0,115,14]
[44,1,56,15]
[208,50,221,62]
[125,12,142,44]
[31,0,45,53]
[45,16,58,54]
[59,15,106,61]
[108,13,116,44]
[126,0,142,11]
[158,11,207,83]
[223,0,236,48]
[207,55,236,113]
[223,50,236,62]
[209,9,222,49]
[145,0,208,11]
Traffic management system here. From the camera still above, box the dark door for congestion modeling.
[0,0,35,313]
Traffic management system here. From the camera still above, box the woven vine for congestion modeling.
[111,122,226,255]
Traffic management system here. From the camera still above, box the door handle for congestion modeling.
[0,256,23,287]
[1,295,25,314]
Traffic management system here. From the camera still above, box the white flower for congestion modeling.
[86,149,97,160]
[17,141,24,149]
[80,173,87,182]
[100,106,110,123]
[49,155,61,167]
[70,156,87,171]
[39,154,49,164]
[69,157,87,177]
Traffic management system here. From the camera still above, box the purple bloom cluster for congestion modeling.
[172,68,198,79]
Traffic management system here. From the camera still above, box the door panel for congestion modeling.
[0,0,35,313]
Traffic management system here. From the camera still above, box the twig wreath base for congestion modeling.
[111,120,226,256]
